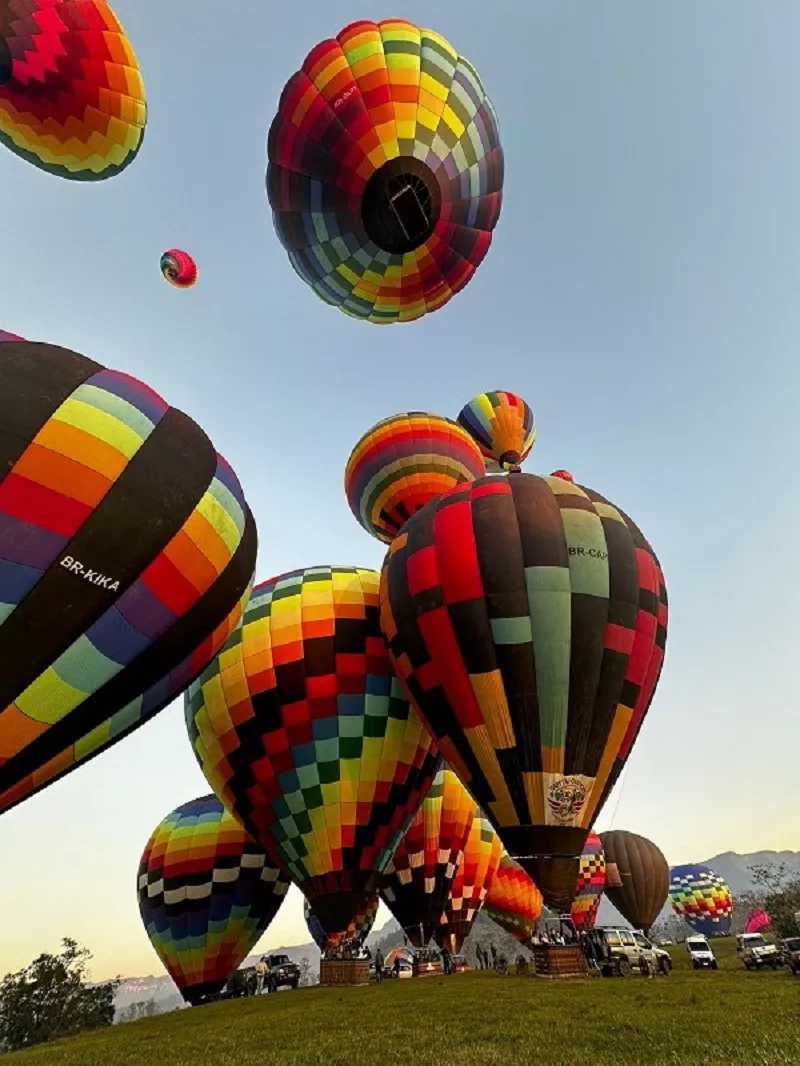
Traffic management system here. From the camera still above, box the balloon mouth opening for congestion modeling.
[0,40,11,86]
[499,451,522,470]
[361,158,441,254]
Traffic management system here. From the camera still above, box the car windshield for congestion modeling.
[633,935,649,948]
[689,941,710,953]
[744,936,767,948]
[784,939,800,951]
[270,955,291,966]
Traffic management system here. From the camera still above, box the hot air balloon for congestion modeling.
[381,766,476,947]
[550,470,574,482]
[0,330,23,341]
[304,894,379,957]
[669,864,733,936]
[137,794,289,1005]
[571,832,605,931]
[745,909,770,934]
[483,853,543,944]
[345,413,485,544]
[0,339,257,814]
[600,830,669,935]
[185,565,439,944]
[0,1,146,179]
[161,249,198,289]
[436,813,501,954]
[457,392,535,471]
[266,19,503,324]
[380,472,668,913]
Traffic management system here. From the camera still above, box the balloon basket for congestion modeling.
[319,959,370,987]
[413,958,443,978]
[531,944,588,979]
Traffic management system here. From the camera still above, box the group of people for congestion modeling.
[474,943,499,970]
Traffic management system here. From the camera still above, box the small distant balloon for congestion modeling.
[550,469,574,482]
[161,249,198,289]
[457,391,535,470]
[0,330,24,342]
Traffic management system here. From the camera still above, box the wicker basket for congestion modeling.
[531,944,588,979]
[319,959,370,987]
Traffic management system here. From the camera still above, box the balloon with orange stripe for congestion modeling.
[483,853,543,943]
[436,813,501,955]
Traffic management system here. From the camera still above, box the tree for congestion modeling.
[118,999,160,1024]
[649,914,691,944]
[747,862,800,939]
[0,939,119,1053]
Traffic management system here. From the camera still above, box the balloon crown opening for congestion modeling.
[362,158,441,255]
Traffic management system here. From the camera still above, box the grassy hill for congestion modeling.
[13,938,799,1066]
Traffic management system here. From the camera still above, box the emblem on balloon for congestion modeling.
[546,776,590,826]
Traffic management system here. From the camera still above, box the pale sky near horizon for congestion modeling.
[0,0,798,983]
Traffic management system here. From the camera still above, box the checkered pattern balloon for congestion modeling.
[345,413,485,544]
[138,794,289,1005]
[0,340,256,815]
[381,766,476,947]
[457,391,535,470]
[304,893,378,957]
[436,813,501,955]
[185,565,439,940]
[380,472,668,913]
[483,852,543,943]
[0,1,146,180]
[571,831,605,930]
[668,864,733,936]
[266,19,503,323]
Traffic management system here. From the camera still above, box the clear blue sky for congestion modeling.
[0,0,798,981]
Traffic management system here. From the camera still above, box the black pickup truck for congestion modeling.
[265,954,300,992]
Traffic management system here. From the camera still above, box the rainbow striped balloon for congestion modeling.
[138,795,289,1005]
[0,1,146,180]
[457,391,536,470]
[483,853,543,943]
[267,19,503,323]
[0,340,256,814]
[436,813,502,955]
[345,412,485,543]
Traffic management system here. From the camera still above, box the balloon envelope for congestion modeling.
[571,831,605,930]
[668,864,733,936]
[161,249,198,289]
[345,413,485,544]
[457,392,535,470]
[436,813,501,954]
[304,894,378,957]
[483,852,543,943]
[186,565,439,940]
[137,794,289,1005]
[600,830,669,934]
[745,909,770,934]
[266,19,503,323]
[0,0,146,179]
[381,766,476,947]
[380,472,668,912]
[0,340,256,814]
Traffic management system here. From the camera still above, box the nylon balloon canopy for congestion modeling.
[570,831,605,930]
[436,813,501,955]
[380,472,668,913]
[668,864,733,937]
[483,852,543,943]
[457,391,535,470]
[0,341,256,814]
[161,249,198,289]
[266,19,503,323]
[138,794,289,1005]
[381,765,476,947]
[600,830,669,935]
[304,893,378,957]
[185,565,439,939]
[345,413,485,544]
[0,1,146,179]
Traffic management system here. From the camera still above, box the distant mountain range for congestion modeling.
[115,849,798,1016]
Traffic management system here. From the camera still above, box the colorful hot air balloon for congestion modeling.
[457,392,535,471]
[381,766,476,947]
[745,909,771,934]
[137,794,289,1005]
[0,330,23,341]
[266,19,503,324]
[483,853,543,944]
[160,249,198,289]
[436,814,501,954]
[571,831,605,930]
[0,1,146,180]
[600,830,669,935]
[380,472,668,913]
[0,340,257,814]
[668,864,733,936]
[550,470,574,482]
[304,894,379,957]
[185,565,439,942]
[345,413,485,544]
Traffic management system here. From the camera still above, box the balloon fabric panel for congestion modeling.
[0,0,146,179]
[0,342,256,813]
[600,830,669,934]
[138,795,288,1004]
[436,813,501,954]
[161,250,198,289]
[669,864,733,936]
[456,392,535,470]
[345,413,485,544]
[483,852,543,943]
[266,19,503,323]
[185,565,439,938]
[304,893,378,957]
[381,765,476,946]
[380,472,667,912]
[570,831,605,930]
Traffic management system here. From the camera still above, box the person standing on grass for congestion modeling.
[255,956,267,994]
[490,943,498,968]
[374,948,384,982]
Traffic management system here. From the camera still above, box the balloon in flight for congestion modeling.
[160,249,198,289]
[457,391,535,470]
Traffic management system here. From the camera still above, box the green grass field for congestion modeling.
[12,938,800,1066]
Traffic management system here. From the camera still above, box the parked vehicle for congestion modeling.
[780,937,800,975]
[736,933,782,970]
[685,935,717,970]
[265,953,300,991]
[583,927,672,977]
